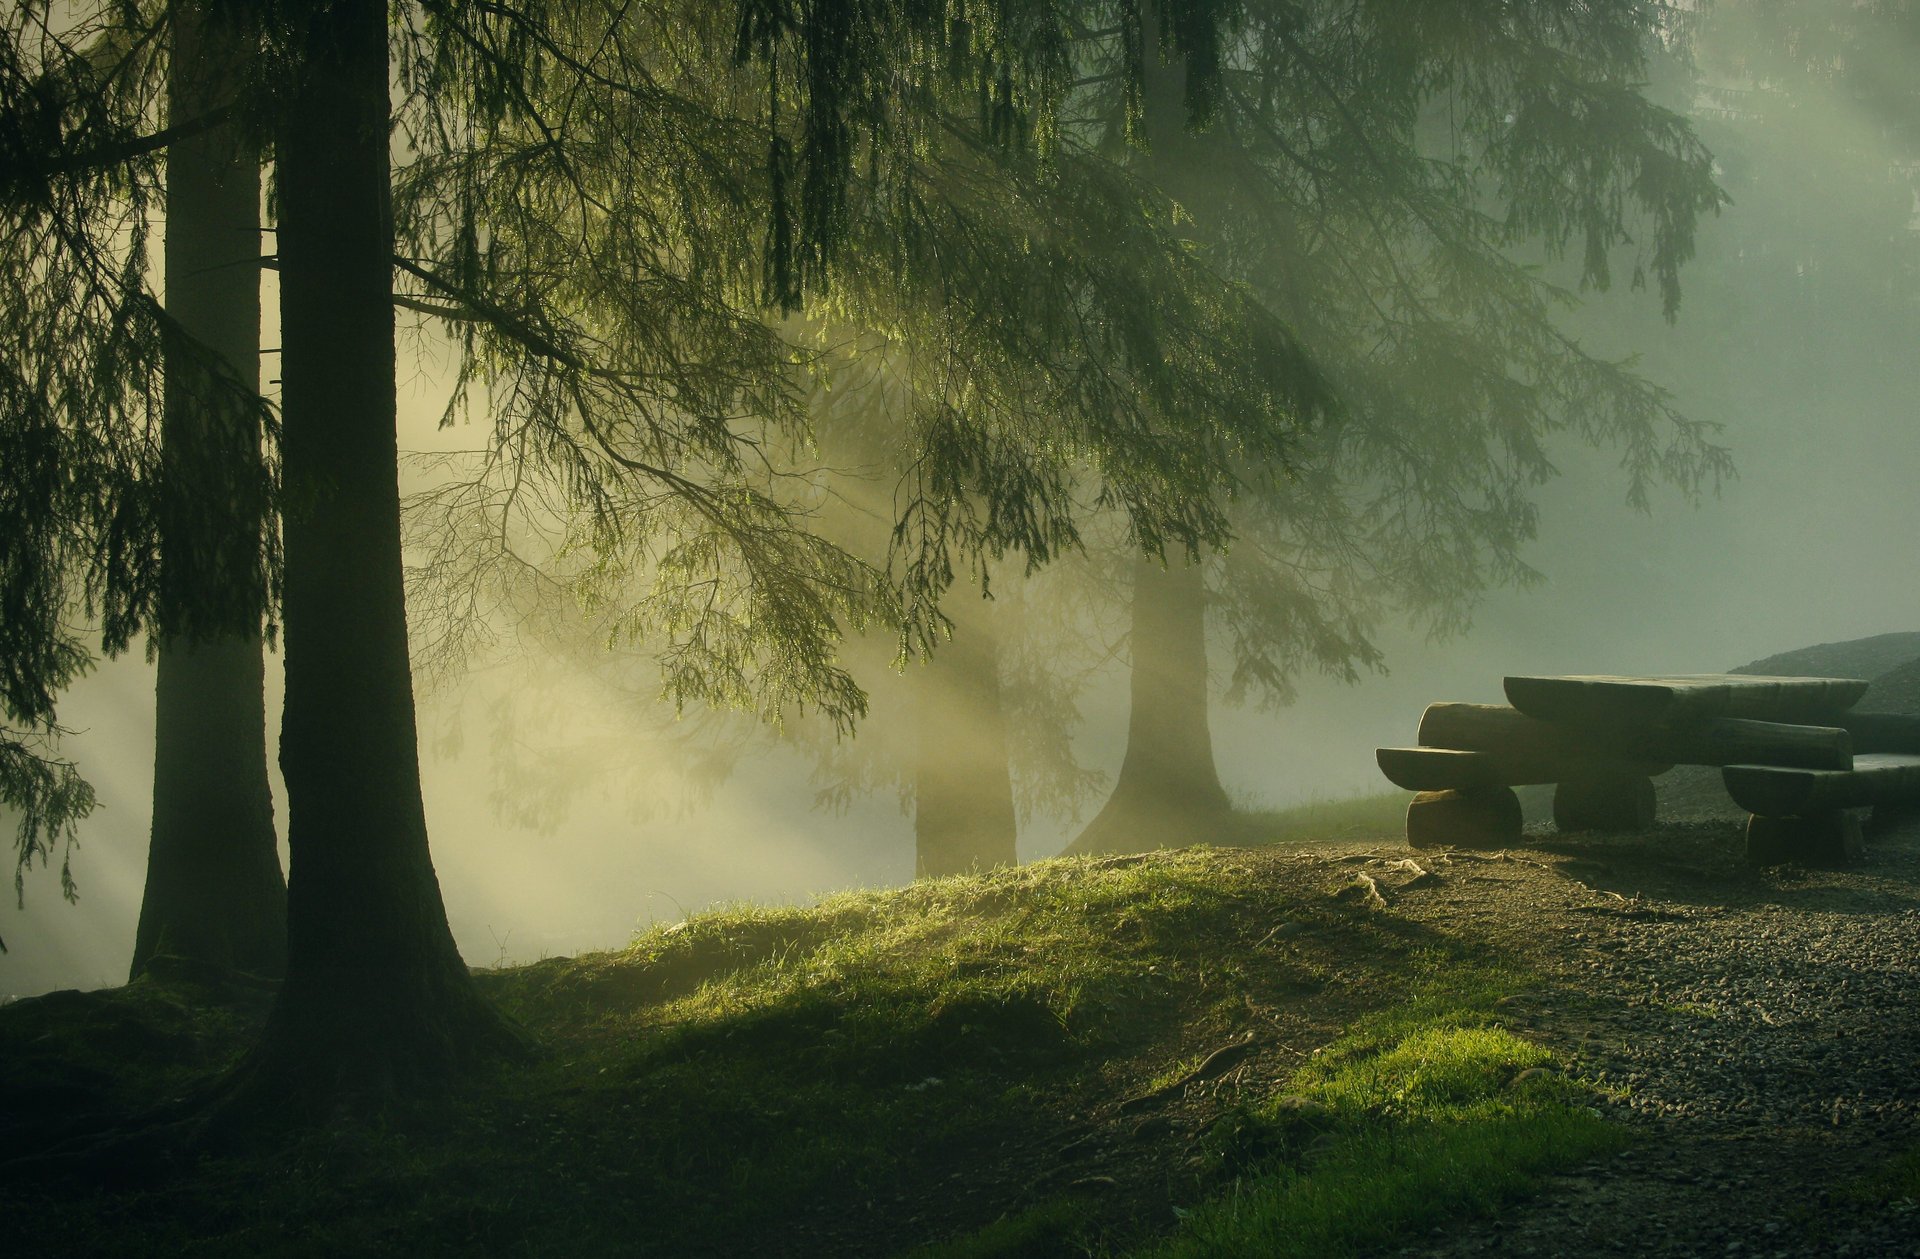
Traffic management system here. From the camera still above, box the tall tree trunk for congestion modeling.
[230,0,516,1116]
[1065,10,1235,858]
[130,0,286,983]
[914,598,1018,877]
[1065,557,1231,855]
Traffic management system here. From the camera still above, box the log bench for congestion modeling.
[1723,753,1920,863]
[1375,673,1920,864]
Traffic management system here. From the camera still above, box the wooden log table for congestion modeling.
[1500,674,1870,844]
[1384,697,1854,836]
[1417,702,1851,771]
[1376,673,1901,856]
[1503,673,1868,727]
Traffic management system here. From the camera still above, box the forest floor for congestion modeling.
[3,807,1919,1257]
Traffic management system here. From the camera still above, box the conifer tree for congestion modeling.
[1068,0,1731,853]
[5,0,1285,1114]
[131,0,286,983]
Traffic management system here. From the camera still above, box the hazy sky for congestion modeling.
[4,20,1917,999]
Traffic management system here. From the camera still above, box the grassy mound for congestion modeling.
[2,845,1615,1258]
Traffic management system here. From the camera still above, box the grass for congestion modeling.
[921,961,1622,1259]
[1135,964,1624,1258]
[1238,791,1412,845]
[1,847,1612,1258]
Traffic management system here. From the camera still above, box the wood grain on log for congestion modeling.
[1553,774,1657,833]
[1406,787,1523,850]
[1418,701,1846,770]
[1502,674,1868,727]
[1378,746,1661,791]
[1722,753,1920,817]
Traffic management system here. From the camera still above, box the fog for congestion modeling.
[4,10,1916,998]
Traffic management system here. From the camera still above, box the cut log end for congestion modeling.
[1406,787,1523,851]
[1745,812,1865,867]
[1552,774,1656,834]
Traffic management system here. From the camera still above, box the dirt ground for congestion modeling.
[809,812,1920,1257]
[1291,817,1920,1258]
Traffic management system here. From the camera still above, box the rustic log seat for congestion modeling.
[1724,754,1920,865]
[1375,746,1661,792]
[1374,673,1920,865]
[1724,753,1920,815]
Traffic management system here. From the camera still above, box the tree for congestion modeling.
[212,0,524,1111]
[130,0,286,983]
[910,592,1021,877]
[1,3,175,949]
[1071,555,1232,852]
[3,0,1318,1117]
[1065,0,1731,854]
[393,1,1327,885]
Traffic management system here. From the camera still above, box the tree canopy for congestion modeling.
[0,0,1745,1116]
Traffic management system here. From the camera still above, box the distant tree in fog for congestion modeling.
[399,4,1336,881]
[0,1,278,955]
[128,0,287,985]
[1063,0,1735,853]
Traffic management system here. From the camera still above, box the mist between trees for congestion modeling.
[0,0,1914,1113]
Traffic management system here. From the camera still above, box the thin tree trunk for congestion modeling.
[130,0,285,983]
[1065,557,1232,855]
[914,597,1019,877]
[228,0,517,1118]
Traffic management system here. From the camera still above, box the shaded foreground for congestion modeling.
[4,808,1919,1257]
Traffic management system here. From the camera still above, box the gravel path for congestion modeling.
[1392,816,1920,1258]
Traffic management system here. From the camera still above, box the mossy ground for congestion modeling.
[2,808,1616,1257]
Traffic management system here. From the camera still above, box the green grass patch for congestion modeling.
[1133,962,1624,1258]
[1238,792,1411,845]
[4,852,1582,1259]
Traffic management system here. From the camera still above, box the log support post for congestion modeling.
[1866,801,1920,839]
[1407,787,1523,850]
[1745,811,1865,866]
[1552,774,1657,833]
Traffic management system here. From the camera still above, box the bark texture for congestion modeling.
[131,0,285,982]
[232,0,516,1117]
[1063,13,1236,857]
[914,598,1019,877]
[1066,558,1233,856]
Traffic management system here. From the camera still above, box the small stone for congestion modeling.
[1269,1095,1335,1123]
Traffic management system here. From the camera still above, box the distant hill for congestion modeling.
[1731,632,1920,688]
[1862,656,1920,718]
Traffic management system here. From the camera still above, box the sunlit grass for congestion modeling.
[1133,963,1623,1259]
[388,851,1335,1255]
[2,852,1608,1258]
[1237,790,1412,845]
